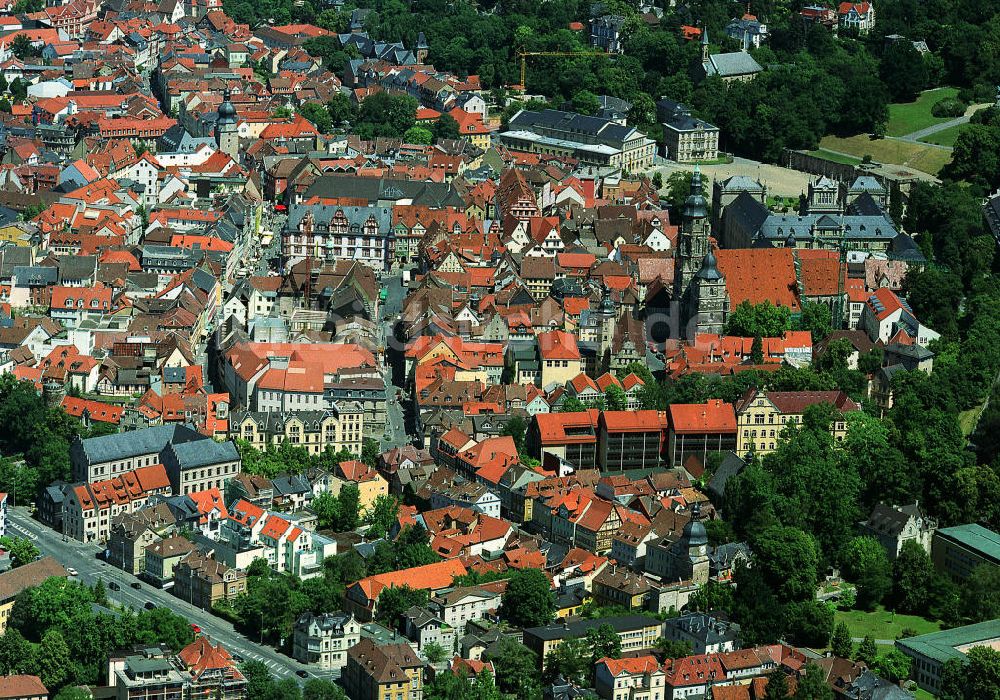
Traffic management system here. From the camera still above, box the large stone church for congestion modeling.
[673,168,731,339]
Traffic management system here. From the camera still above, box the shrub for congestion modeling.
[931,97,966,118]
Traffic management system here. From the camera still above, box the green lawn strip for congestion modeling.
[834,606,941,641]
[886,87,960,137]
[918,122,968,147]
[808,149,863,166]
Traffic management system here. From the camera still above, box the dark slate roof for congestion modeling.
[271,474,312,497]
[664,611,741,645]
[706,451,746,500]
[703,51,763,77]
[507,108,638,145]
[165,438,239,470]
[286,203,392,231]
[73,424,203,465]
[847,192,889,218]
[656,98,717,132]
[887,233,926,263]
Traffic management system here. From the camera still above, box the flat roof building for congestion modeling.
[896,619,1000,694]
[932,524,1000,580]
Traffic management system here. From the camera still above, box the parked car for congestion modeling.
[109,581,120,591]
[131,582,141,590]
[66,567,78,576]
[144,602,156,610]
[296,670,309,679]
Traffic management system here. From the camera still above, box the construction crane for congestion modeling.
[515,50,608,91]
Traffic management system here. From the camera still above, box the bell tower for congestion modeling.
[216,89,239,160]
[674,166,711,334]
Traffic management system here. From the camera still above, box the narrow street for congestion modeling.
[8,508,336,685]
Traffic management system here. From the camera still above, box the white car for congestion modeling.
[66,567,78,576]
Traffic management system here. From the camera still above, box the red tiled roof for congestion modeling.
[600,410,664,433]
[715,248,800,312]
[669,399,737,434]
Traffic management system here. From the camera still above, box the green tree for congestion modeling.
[361,438,380,468]
[136,607,194,652]
[785,600,833,648]
[489,636,541,697]
[655,638,692,659]
[500,415,528,454]
[326,93,356,127]
[794,663,833,699]
[560,397,586,413]
[424,640,447,663]
[0,536,39,568]
[604,385,627,411]
[751,335,764,365]
[403,126,433,144]
[856,635,877,666]
[33,629,72,690]
[375,585,428,631]
[944,646,1000,700]
[542,637,590,685]
[749,526,819,602]
[688,580,734,613]
[365,494,399,539]
[299,102,333,133]
[831,621,853,659]
[571,90,600,115]
[0,629,33,675]
[797,302,832,343]
[891,540,935,614]
[872,648,912,683]
[241,660,277,700]
[960,564,1000,623]
[762,668,790,699]
[357,93,418,138]
[651,171,663,190]
[303,678,348,700]
[584,624,621,664]
[431,114,460,142]
[880,41,928,102]
[840,536,891,610]
[665,170,693,209]
[499,568,555,628]
[52,689,91,700]
[725,300,792,338]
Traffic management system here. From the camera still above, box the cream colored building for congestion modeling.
[231,407,363,457]
[735,388,860,456]
[292,611,361,671]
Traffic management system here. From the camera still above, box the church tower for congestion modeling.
[597,283,617,372]
[668,502,710,585]
[675,166,711,334]
[416,32,429,64]
[216,89,239,160]
[689,251,729,337]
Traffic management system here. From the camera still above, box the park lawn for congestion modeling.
[919,122,969,147]
[808,148,863,166]
[958,403,985,436]
[819,135,952,176]
[913,689,934,700]
[886,87,960,137]
[834,606,941,642]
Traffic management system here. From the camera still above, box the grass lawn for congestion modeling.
[819,134,952,176]
[808,148,863,165]
[919,122,969,147]
[886,87,961,137]
[958,403,985,436]
[834,606,941,642]
[913,689,935,700]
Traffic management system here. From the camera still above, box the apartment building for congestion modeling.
[293,612,361,671]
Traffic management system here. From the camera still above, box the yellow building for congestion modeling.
[523,615,662,662]
[335,460,388,515]
[231,408,363,457]
[538,329,583,391]
[343,639,424,700]
[0,557,68,633]
[0,222,38,249]
[735,388,860,456]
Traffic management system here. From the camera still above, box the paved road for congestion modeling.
[377,271,409,450]
[9,508,337,684]
[894,102,990,143]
